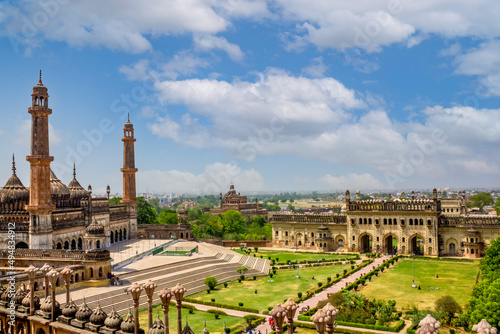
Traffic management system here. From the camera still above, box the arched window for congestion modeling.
[71,239,76,250]
[180,232,184,238]
[99,267,103,278]
[124,229,127,240]
[420,219,423,225]
[368,218,372,224]
[383,218,387,225]
[64,241,69,249]
[359,218,362,224]
[96,240,100,249]
[119,230,123,241]
[78,238,83,250]
[471,249,474,254]
[449,243,456,254]
[409,219,413,225]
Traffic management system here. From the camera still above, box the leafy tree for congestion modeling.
[289,199,294,203]
[220,210,245,234]
[287,204,295,211]
[237,266,248,275]
[252,215,267,227]
[435,295,462,325]
[479,236,500,280]
[158,209,178,224]
[109,197,122,206]
[137,197,157,224]
[467,192,494,210]
[204,276,218,290]
[298,209,305,214]
[495,197,500,216]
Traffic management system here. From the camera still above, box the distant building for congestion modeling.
[210,184,267,217]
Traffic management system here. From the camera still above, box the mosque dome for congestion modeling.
[0,155,29,210]
[86,220,105,235]
[50,170,70,207]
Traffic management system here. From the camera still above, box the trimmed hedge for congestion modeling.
[183,297,259,313]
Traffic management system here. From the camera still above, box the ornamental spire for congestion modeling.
[12,154,16,175]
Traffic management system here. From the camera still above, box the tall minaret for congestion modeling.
[26,71,55,249]
[121,114,138,238]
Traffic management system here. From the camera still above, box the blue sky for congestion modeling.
[0,0,499,195]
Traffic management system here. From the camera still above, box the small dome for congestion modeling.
[0,156,29,207]
[86,220,105,235]
[75,298,93,321]
[22,292,40,308]
[147,316,165,334]
[14,286,26,305]
[62,299,78,318]
[467,228,480,235]
[90,302,107,326]
[121,310,135,333]
[104,306,123,329]
[40,295,60,313]
[181,323,195,334]
[50,170,70,206]
[68,165,88,202]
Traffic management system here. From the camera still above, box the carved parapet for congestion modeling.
[270,214,346,224]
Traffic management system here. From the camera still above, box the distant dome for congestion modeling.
[68,165,87,205]
[50,169,70,207]
[0,156,29,210]
[86,220,105,235]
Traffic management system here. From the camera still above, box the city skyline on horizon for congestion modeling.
[1,1,500,195]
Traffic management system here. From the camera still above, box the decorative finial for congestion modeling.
[12,154,16,175]
[39,70,42,84]
[73,162,76,179]
[128,112,130,122]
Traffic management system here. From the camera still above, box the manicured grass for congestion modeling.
[358,259,479,309]
[138,305,245,334]
[191,264,352,311]
[233,249,358,263]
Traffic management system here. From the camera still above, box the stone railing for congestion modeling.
[270,214,346,224]
[440,216,499,226]
[348,200,439,212]
[0,249,111,261]
[0,222,29,231]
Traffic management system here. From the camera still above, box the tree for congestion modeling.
[137,197,157,224]
[158,209,178,224]
[220,210,245,234]
[435,295,462,324]
[204,276,218,290]
[237,266,248,275]
[109,197,122,206]
[287,204,295,211]
[495,197,500,216]
[467,193,494,210]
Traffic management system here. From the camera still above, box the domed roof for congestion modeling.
[104,306,123,329]
[75,298,93,321]
[147,316,165,334]
[62,299,78,318]
[121,310,135,333]
[90,302,107,326]
[68,164,88,201]
[50,170,71,198]
[14,286,26,305]
[86,220,105,235]
[0,155,29,205]
[40,295,60,313]
[22,291,40,308]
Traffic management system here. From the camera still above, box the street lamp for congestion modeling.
[283,299,298,334]
[172,283,186,334]
[46,269,60,321]
[158,288,173,334]
[411,253,416,288]
[322,303,339,334]
[269,304,286,334]
[60,267,74,305]
[40,263,51,299]
[143,280,157,328]
[127,282,143,334]
[311,308,329,334]
[25,265,38,316]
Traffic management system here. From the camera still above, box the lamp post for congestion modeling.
[158,288,173,334]
[46,269,60,321]
[60,267,73,305]
[143,280,157,328]
[269,304,286,334]
[172,283,186,334]
[411,253,416,288]
[106,185,111,200]
[40,263,51,299]
[295,245,300,278]
[283,299,298,334]
[127,283,143,334]
[311,308,328,334]
[25,265,38,316]
[322,303,339,334]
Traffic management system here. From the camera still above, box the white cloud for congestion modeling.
[301,57,328,77]
[137,162,264,194]
[440,43,462,57]
[119,59,150,81]
[194,35,244,61]
[320,173,385,191]
[276,1,500,53]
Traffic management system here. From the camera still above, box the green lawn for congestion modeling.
[358,259,479,310]
[233,249,358,263]
[138,305,246,334]
[191,264,352,311]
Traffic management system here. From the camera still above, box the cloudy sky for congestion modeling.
[0,0,499,195]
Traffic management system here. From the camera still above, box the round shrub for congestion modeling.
[211,298,215,302]
[238,279,242,283]
[189,309,194,314]
[317,282,323,287]
[327,277,332,282]
[253,275,257,280]
[224,282,228,288]
[269,273,273,278]
[238,302,244,307]
[298,292,302,298]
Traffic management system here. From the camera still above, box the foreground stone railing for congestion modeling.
[0,249,111,261]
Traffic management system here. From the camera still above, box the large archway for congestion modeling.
[359,234,372,253]
[15,241,28,249]
[385,235,398,255]
[78,237,83,250]
[410,235,424,255]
